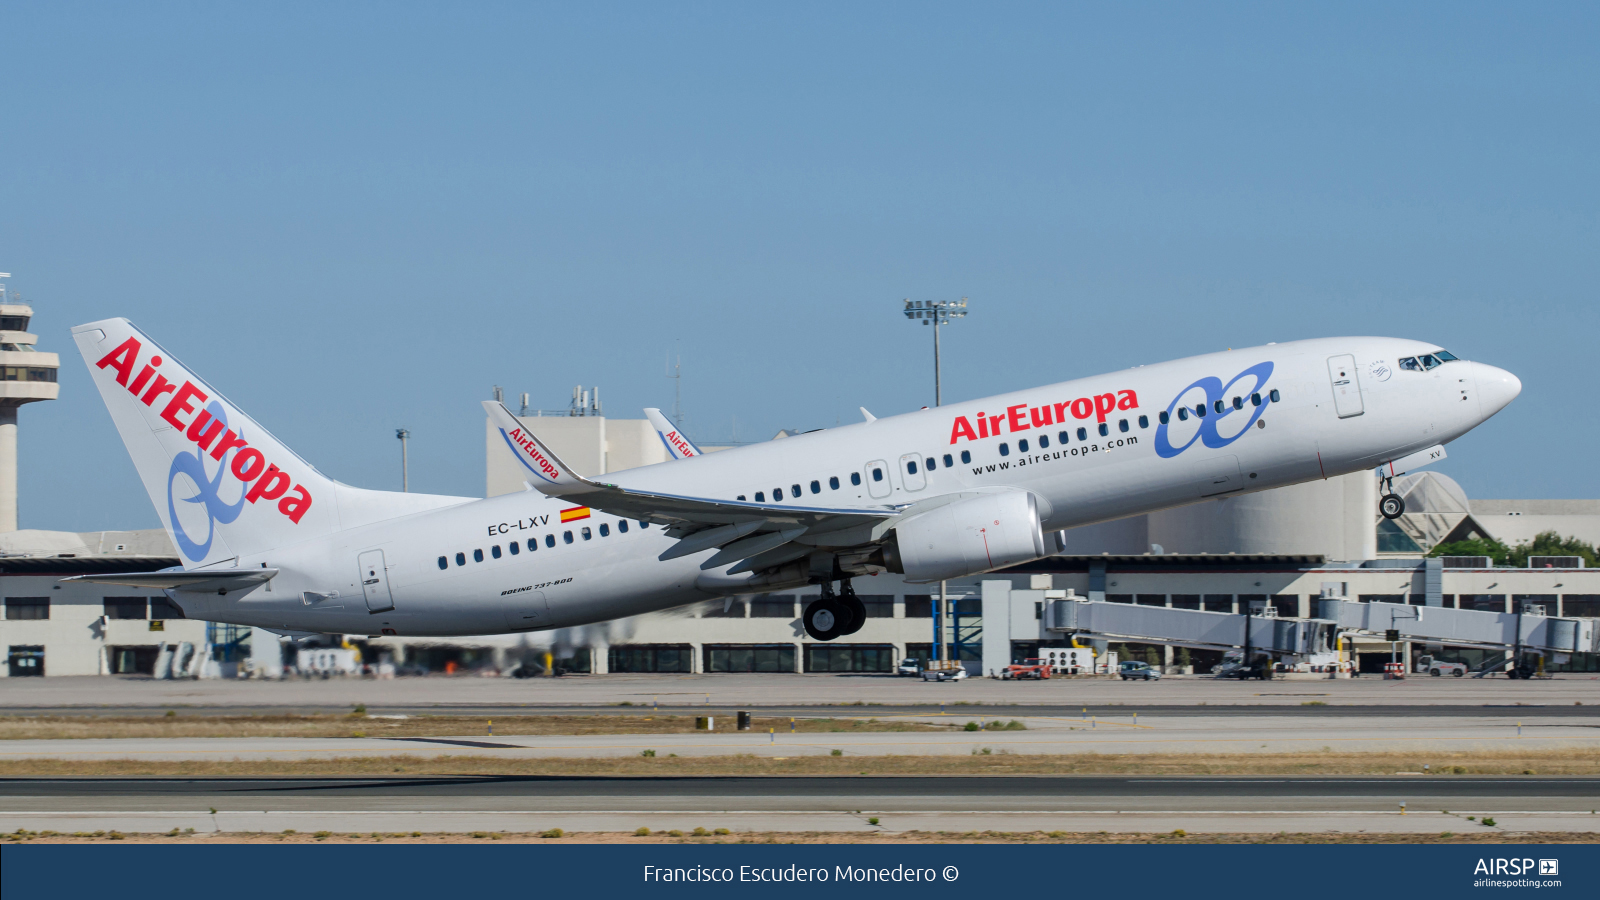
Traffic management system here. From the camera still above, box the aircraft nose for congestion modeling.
[1473,362,1522,419]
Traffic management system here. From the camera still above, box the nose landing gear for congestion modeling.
[1378,474,1406,520]
[802,578,867,641]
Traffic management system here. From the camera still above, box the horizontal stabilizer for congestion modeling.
[62,567,279,594]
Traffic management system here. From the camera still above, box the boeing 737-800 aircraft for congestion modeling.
[68,318,1519,641]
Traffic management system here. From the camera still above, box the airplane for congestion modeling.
[66,318,1520,642]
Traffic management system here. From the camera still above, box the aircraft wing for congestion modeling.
[484,401,896,564]
[61,567,279,594]
[643,407,703,459]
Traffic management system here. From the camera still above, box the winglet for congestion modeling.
[860,407,877,423]
[483,401,599,495]
[644,407,703,460]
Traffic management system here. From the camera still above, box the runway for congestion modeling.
[3,775,1596,835]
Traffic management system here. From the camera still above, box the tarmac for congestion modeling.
[2,672,1596,714]
[0,713,1593,761]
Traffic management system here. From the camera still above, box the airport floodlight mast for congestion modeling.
[902,297,968,408]
[902,297,969,664]
[395,429,410,492]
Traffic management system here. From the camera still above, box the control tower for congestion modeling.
[0,274,60,532]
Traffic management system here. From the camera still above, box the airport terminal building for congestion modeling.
[4,402,1598,679]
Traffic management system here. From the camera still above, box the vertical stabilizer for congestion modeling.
[644,407,703,459]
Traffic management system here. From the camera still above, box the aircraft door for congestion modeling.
[358,549,395,613]
[1327,354,1364,418]
[899,453,927,492]
[865,460,892,499]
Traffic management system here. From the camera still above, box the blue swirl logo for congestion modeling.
[166,401,247,561]
[1154,361,1274,459]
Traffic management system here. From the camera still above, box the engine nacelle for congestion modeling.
[886,490,1055,583]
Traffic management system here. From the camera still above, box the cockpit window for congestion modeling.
[1420,354,1441,370]
[1399,357,1420,371]
[1434,350,1458,362]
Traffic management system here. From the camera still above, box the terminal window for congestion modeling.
[858,594,894,618]
[149,597,185,620]
[4,597,48,620]
[903,594,933,618]
[103,597,147,620]
[1203,594,1233,612]
[749,596,796,618]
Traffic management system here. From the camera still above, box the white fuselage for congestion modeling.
[175,336,1518,636]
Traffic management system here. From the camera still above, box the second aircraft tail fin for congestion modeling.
[644,407,703,460]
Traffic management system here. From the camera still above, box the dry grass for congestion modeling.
[0,748,1593,778]
[0,714,956,741]
[5,829,1596,845]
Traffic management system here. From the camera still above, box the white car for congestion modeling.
[922,667,969,682]
[896,658,921,677]
[1418,655,1467,677]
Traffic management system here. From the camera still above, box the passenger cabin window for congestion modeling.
[529,538,539,551]
[772,487,783,501]
[1195,404,1206,417]
[1039,435,1049,448]
[509,541,519,555]
[737,495,746,501]
[639,521,649,529]
[1158,411,1169,424]
[437,556,448,570]
[491,545,502,559]
[1058,430,1070,444]
[473,549,484,562]
[1177,408,1189,421]
[755,491,765,502]
[851,472,862,486]
[619,520,629,533]
[1213,400,1224,414]
[1098,423,1109,436]
[1138,415,1149,428]
[1251,392,1262,406]
[599,523,610,536]
[1118,419,1129,433]
[959,450,971,464]
[942,454,953,468]
[581,527,592,540]
[810,480,821,493]
[545,535,556,548]
[907,460,918,474]
[871,468,883,482]
[925,457,936,471]
[1018,439,1029,452]
[1269,389,1280,402]
[1233,396,1243,409]
[829,476,840,489]
[999,442,1010,456]
[1076,427,1087,441]
[563,531,574,544]
[456,552,466,566]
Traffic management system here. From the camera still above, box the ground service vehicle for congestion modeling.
[1002,659,1052,679]
[1418,654,1467,677]
[1119,660,1162,681]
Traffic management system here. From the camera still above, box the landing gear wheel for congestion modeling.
[840,596,866,636]
[803,598,848,641]
[1379,493,1406,519]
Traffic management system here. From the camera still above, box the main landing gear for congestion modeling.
[1378,474,1406,520]
[803,579,867,642]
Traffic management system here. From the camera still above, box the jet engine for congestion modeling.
[884,490,1058,583]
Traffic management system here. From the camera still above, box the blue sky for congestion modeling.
[3,2,1596,531]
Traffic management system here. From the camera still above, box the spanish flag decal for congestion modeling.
[560,506,591,523]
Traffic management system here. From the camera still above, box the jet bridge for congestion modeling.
[1315,599,1599,657]
[1036,597,1597,663]
[1043,599,1338,660]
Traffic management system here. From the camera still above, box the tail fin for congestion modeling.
[73,318,465,568]
[643,407,703,459]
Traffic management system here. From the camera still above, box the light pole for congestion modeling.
[902,297,968,407]
[902,297,969,663]
[396,429,410,492]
